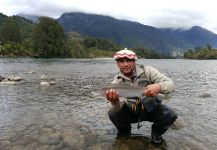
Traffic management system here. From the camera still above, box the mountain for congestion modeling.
[161,26,217,48]
[0,14,34,39]
[57,12,217,54]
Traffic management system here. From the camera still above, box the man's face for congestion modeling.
[116,58,136,76]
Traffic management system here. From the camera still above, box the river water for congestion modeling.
[0,58,217,150]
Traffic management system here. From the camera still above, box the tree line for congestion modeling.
[183,44,217,59]
[0,16,160,58]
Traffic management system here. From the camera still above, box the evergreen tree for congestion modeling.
[0,17,22,43]
[32,16,66,57]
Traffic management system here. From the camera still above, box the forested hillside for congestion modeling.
[58,12,217,54]
[0,13,160,58]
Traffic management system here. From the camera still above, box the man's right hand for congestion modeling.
[105,89,119,104]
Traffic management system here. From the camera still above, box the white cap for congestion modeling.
[114,48,137,60]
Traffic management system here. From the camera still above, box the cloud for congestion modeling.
[145,10,207,29]
[1,0,217,33]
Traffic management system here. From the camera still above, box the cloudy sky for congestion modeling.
[1,0,217,33]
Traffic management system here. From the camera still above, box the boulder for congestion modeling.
[40,82,50,86]
[7,75,22,81]
[0,76,4,82]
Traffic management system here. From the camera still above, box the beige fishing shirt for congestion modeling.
[110,64,175,112]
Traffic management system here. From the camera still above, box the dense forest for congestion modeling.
[0,15,160,58]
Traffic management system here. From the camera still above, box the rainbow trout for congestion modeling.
[101,83,170,100]
[102,84,144,98]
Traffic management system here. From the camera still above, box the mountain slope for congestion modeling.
[57,12,217,53]
[18,14,39,23]
[161,26,217,48]
[0,14,33,38]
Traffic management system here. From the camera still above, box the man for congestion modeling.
[106,48,177,145]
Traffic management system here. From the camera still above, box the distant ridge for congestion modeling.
[12,12,217,54]
[57,12,217,54]
[17,14,39,23]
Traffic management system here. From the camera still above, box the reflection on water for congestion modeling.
[0,58,217,150]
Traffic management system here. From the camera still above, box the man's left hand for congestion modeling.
[144,84,161,97]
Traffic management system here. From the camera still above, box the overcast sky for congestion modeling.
[1,0,217,33]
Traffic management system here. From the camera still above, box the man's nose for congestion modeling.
[123,60,129,65]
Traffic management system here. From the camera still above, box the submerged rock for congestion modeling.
[171,117,185,130]
[87,142,111,150]
[38,133,61,145]
[40,75,48,80]
[112,135,167,150]
[26,70,36,74]
[0,81,16,85]
[49,81,56,85]
[61,132,85,149]
[198,92,211,98]
[179,138,209,150]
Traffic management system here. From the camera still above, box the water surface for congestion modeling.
[0,58,217,150]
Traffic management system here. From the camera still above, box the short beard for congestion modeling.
[121,69,135,79]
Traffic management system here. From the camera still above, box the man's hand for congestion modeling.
[106,89,119,104]
[144,84,161,97]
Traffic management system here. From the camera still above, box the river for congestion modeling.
[0,58,217,150]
